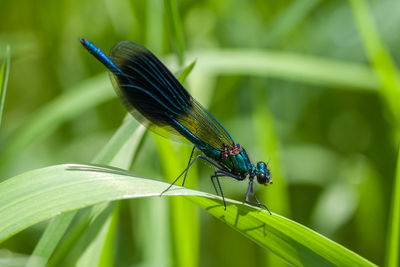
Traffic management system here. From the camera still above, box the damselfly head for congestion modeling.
[255,161,272,185]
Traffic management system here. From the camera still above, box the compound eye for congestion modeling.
[257,172,267,184]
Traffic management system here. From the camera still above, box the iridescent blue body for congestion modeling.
[79,38,272,211]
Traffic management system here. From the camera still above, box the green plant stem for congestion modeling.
[0,45,10,128]
[386,145,400,267]
[349,1,400,266]
[165,0,185,65]
[349,0,400,125]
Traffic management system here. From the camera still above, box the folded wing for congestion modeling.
[110,41,235,151]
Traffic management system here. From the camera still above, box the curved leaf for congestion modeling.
[0,164,376,267]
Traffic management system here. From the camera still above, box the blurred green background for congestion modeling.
[0,0,399,266]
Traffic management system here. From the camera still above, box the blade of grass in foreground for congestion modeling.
[0,45,10,128]
[28,118,144,266]
[0,164,376,267]
[69,122,146,267]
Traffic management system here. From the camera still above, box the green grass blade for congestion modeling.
[0,45,10,128]
[155,137,199,267]
[349,0,400,124]
[70,203,117,267]
[252,86,291,266]
[27,211,76,266]
[146,0,164,54]
[252,86,290,216]
[165,0,185,64]
[144,2,174,266]
[92,117,142,165]
[70,122,146,266]
[386,146,400,267]
[0,73,114,171]
[177,59,196,83]
[265,0,322,46]
[154,44,198,267]
[97,202,120,267]
[163,59,198,267]
[0,250,34,266]
[349,1,400,266]
[187,194,376,267]
[188,50,380,90]
[47,210,92,267]
[25,76,117,265]
[0,164,377,266]
[30,117,144,265]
